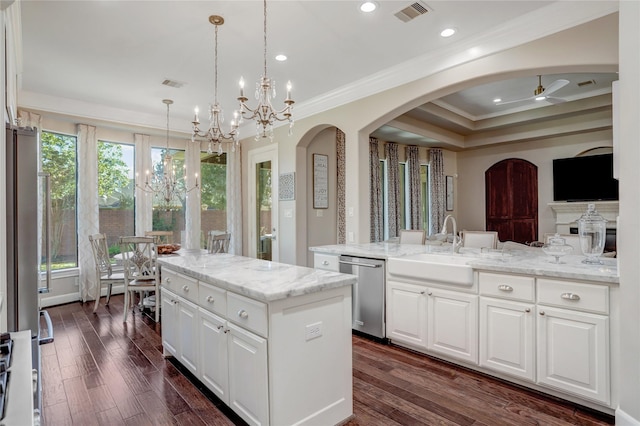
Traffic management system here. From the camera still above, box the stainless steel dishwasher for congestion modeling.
[339,255,386,339]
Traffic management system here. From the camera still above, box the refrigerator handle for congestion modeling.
[38,172,51,294]
[39,310,54,344]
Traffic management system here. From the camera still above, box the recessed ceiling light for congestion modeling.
[360,1,377,13]
[535,96,546,101]
[275,54,287,62]
[493,98,501,103]
[440,28,456,38]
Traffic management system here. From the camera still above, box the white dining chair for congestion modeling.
[119,236,160,322]
[461,231,499,249]
[88,233,124,313]
[207,231,231,254]
[399,229,426,245]
[144,230,173,245]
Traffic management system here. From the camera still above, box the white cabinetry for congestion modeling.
[427,288,478,364]
[198,295,269,426]
[314,253,340,271]
[227,322,268,425]
[536,278,610,405]
[386,280,477,364]
[479,272,535,381]
[160,287,199,376]
[161,265,352,426]
[386,280,427,350]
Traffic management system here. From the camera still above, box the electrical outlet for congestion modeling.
[305,322,322,341]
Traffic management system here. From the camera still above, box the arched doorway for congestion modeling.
[485,158,538,244]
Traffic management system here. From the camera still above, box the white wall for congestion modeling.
[616,2,640,424]
[457,129,613,238]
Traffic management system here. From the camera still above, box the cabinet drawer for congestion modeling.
[162,268,199,303]
[479,272,534,302]
[199,282,227,317]
[537,279,609,314]
[227,292,268,338]
[314,253,339,272]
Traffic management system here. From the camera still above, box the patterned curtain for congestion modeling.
[134,133,152,235]
[336,129,346,244]
[369,138,383,242]
[429,148,446,235]
[407,145,422,230]
[227,145,243,255]
[77,124,100,302]
[385,142,400,238]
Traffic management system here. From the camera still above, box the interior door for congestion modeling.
[248,146,278,261]
[485,158,538,244]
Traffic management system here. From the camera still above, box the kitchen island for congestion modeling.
[158,252,356,426]
[310,242,619,415]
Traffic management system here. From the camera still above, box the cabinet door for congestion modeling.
[198,309,229,404]
[160,288,179,357]
[537,306,610,405]
[480,297,535,381]
[178,297,199,376]
[427,289,478,364]
[227,322,269,426]
[386,280,427,350]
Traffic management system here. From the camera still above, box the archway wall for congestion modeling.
[243,13,617,264]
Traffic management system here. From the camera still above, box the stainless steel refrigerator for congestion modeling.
[5,124,53,422]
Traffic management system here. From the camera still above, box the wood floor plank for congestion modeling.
[41,296,614,426]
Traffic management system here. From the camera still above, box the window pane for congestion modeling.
[421,164,430,231]
[200,152,227,248]
[150,147,187,244]
[98,141,135,253]
[41,131,78,270]
[399,163,407,229]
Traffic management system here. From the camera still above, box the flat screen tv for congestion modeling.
[552,153,618,201]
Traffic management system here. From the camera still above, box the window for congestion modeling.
[421,164,430,231]
[41,131,78,270]
[200,151,227,248]
[97,141,135,254]
[150,147,187,244]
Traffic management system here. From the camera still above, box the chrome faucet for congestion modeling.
[441,215,460,253]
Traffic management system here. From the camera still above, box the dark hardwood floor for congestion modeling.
[41,295,614,425]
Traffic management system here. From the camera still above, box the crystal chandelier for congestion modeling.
[192,15,239,155]
[237,0,295,140]
[137,99,199,210]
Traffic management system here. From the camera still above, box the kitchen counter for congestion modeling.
[158,252,356,302]
[310,243,619,284]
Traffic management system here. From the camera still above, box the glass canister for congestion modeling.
[542,233,573,263]
[577,203,607,264]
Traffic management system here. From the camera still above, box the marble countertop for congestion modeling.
[310,243,619,284]
[158,252,356,302]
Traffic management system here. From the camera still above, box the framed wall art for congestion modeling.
[313,154,328,209]
[279,172,295,201]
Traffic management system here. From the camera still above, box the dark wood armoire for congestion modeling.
[485,158,538,244]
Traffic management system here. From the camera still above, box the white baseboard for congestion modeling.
[617,408,640,426]
[40,285,125,308]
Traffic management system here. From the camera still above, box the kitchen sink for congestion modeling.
[387,253,474,286]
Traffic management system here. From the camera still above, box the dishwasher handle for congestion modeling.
[338,260,382,268]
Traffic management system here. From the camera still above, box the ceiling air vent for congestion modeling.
[577,79,596,87]
[162,79,186,89]
[394,1,432,23]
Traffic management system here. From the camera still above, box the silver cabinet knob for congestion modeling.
[206,295,214,303]
[322,260,329,265]
[539,311,545,316]
[182,285,189,292]
[525,308,531,313]
[238,309,249,319]
[166,278,171,283]
[498,285,513,292]
[427,291,433,296]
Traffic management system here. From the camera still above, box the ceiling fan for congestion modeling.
[497,75,569,105]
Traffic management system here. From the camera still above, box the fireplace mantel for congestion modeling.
[548,201,619,233]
